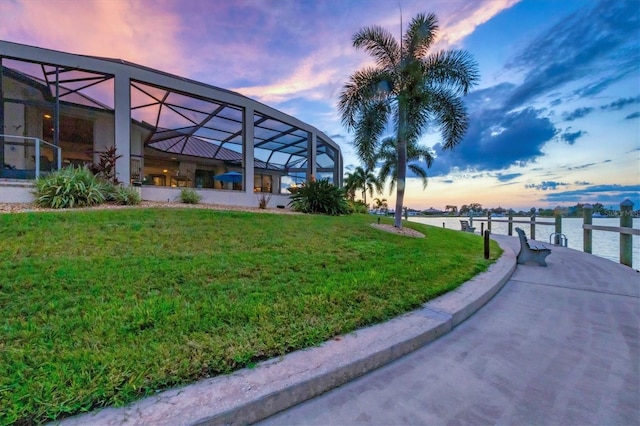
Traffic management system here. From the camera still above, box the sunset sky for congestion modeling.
[1,0,638,211]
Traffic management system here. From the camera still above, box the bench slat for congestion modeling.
[515,227,552,266]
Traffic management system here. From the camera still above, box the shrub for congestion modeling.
[289,179,349,215]
[109,185,142,205]
[179,188,201,204]
[347,200,369,214]
[88,146,122,185]
[34,165,105,208]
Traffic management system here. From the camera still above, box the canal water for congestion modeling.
[409,216,640,269]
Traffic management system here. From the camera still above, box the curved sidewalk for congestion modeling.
[60,235,516,426]
[260,235,640,425]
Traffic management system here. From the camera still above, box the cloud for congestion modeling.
[542,184,640,205]
[600,96,640,111]
[525,181,568,191]
[233,54,342,104]
[495,173,523,182]
[567,163,596,170]
[503,1,639,110]
[410,82,561,177]
[574,181,591,186]
[0,0,188,76]
[436,0,521,47]
[625,112,640,120]
[561,130,586,145]
[563,107,594,121]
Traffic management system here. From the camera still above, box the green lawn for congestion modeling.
[0,208,501,424]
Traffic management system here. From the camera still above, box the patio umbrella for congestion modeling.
[214,171,243,183]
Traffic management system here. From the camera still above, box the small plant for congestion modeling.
[88,146,122,185]
[257,193,272,209]
[110,185,142,205]
[34,165,106,208]
[289,178,349,215]
[179,188,201,204]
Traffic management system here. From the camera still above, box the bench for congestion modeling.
[515,227,551,266]
[460,220,476,233]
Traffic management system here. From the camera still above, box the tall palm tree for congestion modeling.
[338,12,479,228]
[343,166,381,205]
[376,136,434,194]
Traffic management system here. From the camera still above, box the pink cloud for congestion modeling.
[0,0,188,75]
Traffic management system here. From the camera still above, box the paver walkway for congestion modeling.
[259,235,640,425]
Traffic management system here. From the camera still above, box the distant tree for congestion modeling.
[343,166,381,205]
[375,136,433,195]
[338,12,479,228]
[460,203,483,215]
[373,197,388,214]
[593,203,605,214]
[343,172,358,201]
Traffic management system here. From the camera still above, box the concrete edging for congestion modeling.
[60,237,517,426]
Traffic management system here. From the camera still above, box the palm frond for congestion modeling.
[403,12,439,61]
[408,163,429,189]
[353,26,400,69]
[432,89,469,150]
[353,101,389,168]
[407,144,434,168]
[423,50,480,95]
[338,68,395,130]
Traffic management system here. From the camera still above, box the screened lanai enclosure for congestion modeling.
[0,40,342,206]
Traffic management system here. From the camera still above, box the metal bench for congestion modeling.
[460,220,476,233]
[515,227,551,266]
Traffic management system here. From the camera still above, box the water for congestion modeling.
[409,216,640,269]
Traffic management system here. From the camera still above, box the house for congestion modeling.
[0,40,343,206]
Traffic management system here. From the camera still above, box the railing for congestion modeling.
[1,135,62,179]
[469,215,554,241]
[468,199,638,267]
[582,201,638,267]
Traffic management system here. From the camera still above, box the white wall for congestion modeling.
[141,186,292,208]
[0,182,35,202]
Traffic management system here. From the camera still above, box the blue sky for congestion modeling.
[1,0,638,210]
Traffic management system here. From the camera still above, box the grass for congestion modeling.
[0,208,502,425]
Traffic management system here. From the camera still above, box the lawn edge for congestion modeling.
[58,235,516,426]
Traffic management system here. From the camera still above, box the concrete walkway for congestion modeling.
[259,235,640,425]
[59,235,639,425]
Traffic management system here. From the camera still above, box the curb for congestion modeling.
[59,237,517,426]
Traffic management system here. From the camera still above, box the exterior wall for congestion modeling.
[0,181,35,202]
[141,186,292,208]
[0,184,293,207]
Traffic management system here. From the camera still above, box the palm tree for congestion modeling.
[338,12,479,228]
[343,171,359,201]
[373,197,388,214]
[376,136,434,194]
[344,166,382,205]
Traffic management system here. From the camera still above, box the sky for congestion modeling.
[1,0,638,211]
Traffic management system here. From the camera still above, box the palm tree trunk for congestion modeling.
[394,99,407,228]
